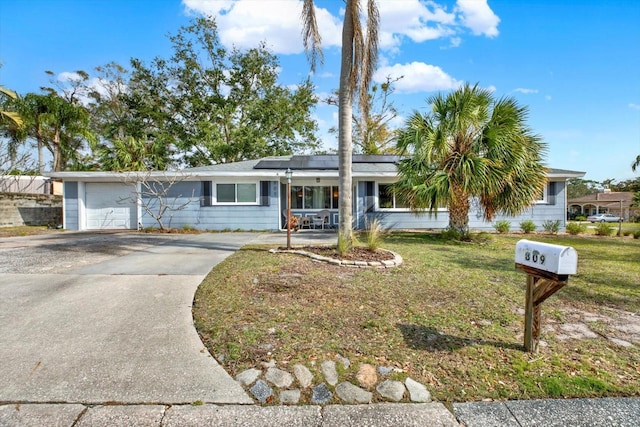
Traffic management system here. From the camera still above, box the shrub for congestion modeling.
[594,222,614,236]
[634,231,640,239]
[493,220,511,233]
[575,215,587,222]
[469,232,495,244]
[441,228,465,241]
[520,220,537,234]
[182,224,195,231]
[363,218,384,251]
[542,220,561,234]
[623,230,632,237]
[565,222,586,235]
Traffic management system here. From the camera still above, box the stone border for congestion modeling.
[236,357,432,405]
[269,247,403,268]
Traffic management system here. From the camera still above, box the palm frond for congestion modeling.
[301,0,323,72]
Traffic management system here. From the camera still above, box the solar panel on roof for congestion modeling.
[253,154,401,170]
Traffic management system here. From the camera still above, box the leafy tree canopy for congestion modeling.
[125,17,319,167]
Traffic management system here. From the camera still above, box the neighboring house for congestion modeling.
[0,175,61,195]
[568,190,639,221]
[47,155,584,232]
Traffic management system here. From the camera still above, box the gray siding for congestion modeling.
[140,181,280,231]
[64,181,79,230]
[362,181,568,231]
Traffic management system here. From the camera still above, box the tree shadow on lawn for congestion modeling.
[397,323,523,352]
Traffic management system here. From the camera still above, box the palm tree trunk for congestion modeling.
[53,129,62,172]
[448,187,470,236]
[338,0,355,247]
[36,123,44,174]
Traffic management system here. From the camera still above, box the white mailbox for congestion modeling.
[515,239,577,275]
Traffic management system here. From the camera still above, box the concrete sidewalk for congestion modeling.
[1,398,639,426]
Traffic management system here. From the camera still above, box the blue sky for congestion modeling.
[1,0,639,182]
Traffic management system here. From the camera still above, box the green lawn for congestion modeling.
[193,232,640,403]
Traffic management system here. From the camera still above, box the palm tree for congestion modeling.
[632,155,640,172]
[14,93,94,172]
[395,83,548,237]
[302,0,379,250]
[0,86,23,128]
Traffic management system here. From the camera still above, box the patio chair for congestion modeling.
[312,210,330,229]
[299,216,311,229]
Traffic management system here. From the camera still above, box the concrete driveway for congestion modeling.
[0,231,259,405]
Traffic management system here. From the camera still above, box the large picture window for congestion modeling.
[291,185,339,209]
[378,183,408,210]
[215,183,257,204]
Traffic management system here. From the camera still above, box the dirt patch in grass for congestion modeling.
[0,226,61,238]
[194,233,640,403]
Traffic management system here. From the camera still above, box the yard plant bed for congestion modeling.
[193,233,640,403]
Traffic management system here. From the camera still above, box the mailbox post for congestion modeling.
[515,240,578,352]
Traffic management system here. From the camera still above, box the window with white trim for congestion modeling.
[291,185,339,209]
[377,183,409,210]
[535,184,547,203]
[214,182,258,204]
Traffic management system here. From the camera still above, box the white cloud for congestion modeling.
[456,0,500,37]
[545,95,552,101]
[182,0,341,54]
[485,85,497,93]
[374,62,462,94]
[513,88,539,94]
[182,0,500,55]
[441,37,462,49]
[629,103,640,110]
[377,0,456,50]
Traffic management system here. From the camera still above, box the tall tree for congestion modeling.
[302,0,379,250]
[13,93,94,172]
[353,76,401,154]
[82,62,172,171]
[395,83,548,237]
[632,154,640,172]
[566,178,603,199]
[127,17,319,167]
[326,76,402,154]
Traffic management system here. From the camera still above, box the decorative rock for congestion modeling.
[293,364,314,388]
[356,364,377,389]
[376,379,405,402]
[321,360,339,386]
[235,368,262,386]
[265,367,294,388]
[311,383,333,405]
[336,382,373,404]
[336,354,351,369]
[279,389,301,404]
[377,366,394,376]
[262,360,276,369]
[405,377,431,403]
[249,379,273,403]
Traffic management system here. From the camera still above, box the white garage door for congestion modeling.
[85,183,137,230]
